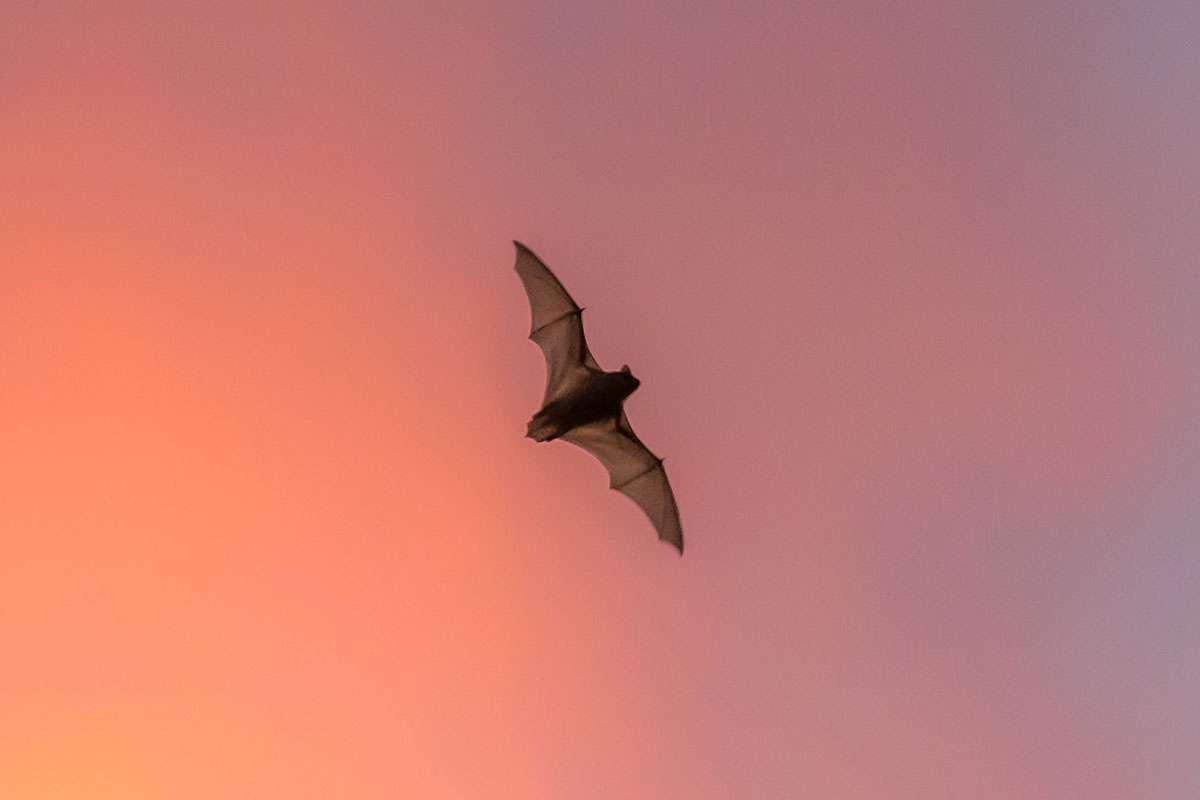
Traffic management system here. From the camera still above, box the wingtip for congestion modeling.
[513,240,539,269]
[512,241,530,275]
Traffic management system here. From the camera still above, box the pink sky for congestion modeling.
[3,3,1199,797]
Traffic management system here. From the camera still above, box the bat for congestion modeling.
[513,241,684,554]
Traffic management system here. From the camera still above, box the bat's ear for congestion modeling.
[620,364,631,374]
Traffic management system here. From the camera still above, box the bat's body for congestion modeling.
[526,368,639,442]
[512,241,684,554]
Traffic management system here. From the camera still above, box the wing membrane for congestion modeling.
[513,242,601,403]
[561,412,684,553]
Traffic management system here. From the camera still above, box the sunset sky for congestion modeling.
[3,2,1199,798]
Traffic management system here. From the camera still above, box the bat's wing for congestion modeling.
[561,410,684,554]
[513,241,601,404]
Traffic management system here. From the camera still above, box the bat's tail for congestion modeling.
[526,413,563,442]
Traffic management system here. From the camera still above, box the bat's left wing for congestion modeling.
[513,241,601,404]
[561,410,683,554]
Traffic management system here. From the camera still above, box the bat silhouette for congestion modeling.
[513,241,683,554]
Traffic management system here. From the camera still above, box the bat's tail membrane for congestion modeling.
[526,413,562,442]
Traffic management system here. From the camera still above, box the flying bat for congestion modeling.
[513,241,683,554]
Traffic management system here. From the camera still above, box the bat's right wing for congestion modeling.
[561,410,684,554]
[513,241,601,404]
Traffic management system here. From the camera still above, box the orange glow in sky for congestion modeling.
[3,4,1199,798]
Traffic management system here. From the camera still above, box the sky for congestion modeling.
[2,2,1198,798]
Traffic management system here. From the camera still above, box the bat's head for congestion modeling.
[618,364,640,393]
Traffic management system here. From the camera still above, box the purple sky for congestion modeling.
[2,2,1198,797]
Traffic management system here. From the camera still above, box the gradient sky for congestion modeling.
[3,3,1199,798]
